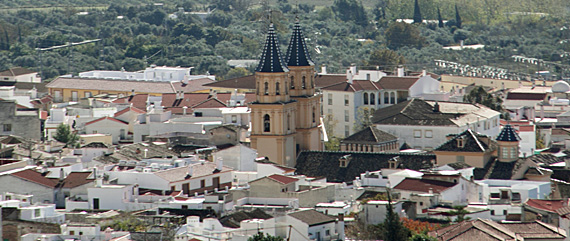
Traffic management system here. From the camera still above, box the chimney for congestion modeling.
[422,69,427,76]
[59,168,65,181]
[216,158,223,171]
[347,70,353,85]
[428,188,433,194]
[397,66,405,77]
[186,165,193,179]
[131,89,135,96]
[96,179,103,187]
[180,90,185,99]
[92,167,97,179]
[183,106,188,115]
[143,148,148,158]
[321,65,327,74]
[433,102,440,112]
[460,40,464,49]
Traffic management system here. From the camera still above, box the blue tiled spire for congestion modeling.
[256,24,289,73]
[496,124,521,142]
[285,18,314,67]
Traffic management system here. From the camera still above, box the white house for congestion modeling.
[373,99,501,150]
[84,116,129,144]
[361,200,404,225]
[213,144,257,172]
[282,209,344,241]
[0,67,41,83]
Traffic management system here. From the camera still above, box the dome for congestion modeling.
[552,80,570,93]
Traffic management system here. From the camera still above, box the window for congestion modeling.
[344,95,349,106]
[419,202,424,206]
[302,76,306,89]
[370,93,375,105]
[312,107,316,123]
[390,92,395,104]
[326,230,330,236]
[71,91,78,101]
[231,115,237,123]
[194,112,203,117]
[510,147,517,158]
[328,94,333,105]
[290,76,295,89]
[3,124,11,132]
[384,92,389,104]
[264,82,269,95]
[512,193,521,201]
[276,82,280,95]
[363,93,369,105]
[264,114,271,132]
[287,113,291,131]
[345,110,349,122]
[414,130,422,138]
[182,205,188,209]
[490,193,500,199]
[200,179,205,188]
[345,125,350,137]
[171,186,175,192]
[54,90,61,101]
[503,210,508,215]
[491,210,495,215]
[34,209,40,217]
[502,147,509,158]
[457,138,464,148]
[85,92,92,98]
[285,82,288,94]
[70,231,75,235]
[425,130,433,138]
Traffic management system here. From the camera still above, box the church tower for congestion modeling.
[250,24,298,167]
[286,18,322,152]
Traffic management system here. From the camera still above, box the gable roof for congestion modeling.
[60,172,94,188]
[372,99,459,126]
[203,75,256,90]
[11,169,58,187]
[0,67,37,76]
[285,20,314,67]
[153,162,232,183]
[114,106,146,117]
[47,77,212,94]
[342,126,398,144]
[525,199,568,213]
[287,209,336,226]
[295,151,435,183]
[112,94,149,110]
[85,116,128,126]
[256,24,288,73]
[192,98,227,109]
[393,178,457,193]
[496,124,521,142]
[435,129,494,153]
[219,209,273,228]
[429,218,518,241]
[266,174,298,185]
[377,76,419,90]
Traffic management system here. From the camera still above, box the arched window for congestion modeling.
[264,82,269,95]
[290,76,295,89]
[276,82,280,95]
[370,93,375,105]
[363,93,369,105]
[302,76,306,89]
[312,107,316,123]
[384,92,389,104]
[285,82,288,94]
[311,76,314,88]
[264,114,270,132]
[287,113,291,131]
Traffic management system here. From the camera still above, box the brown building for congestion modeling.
[249,21,321,167]
[340,126,399,152]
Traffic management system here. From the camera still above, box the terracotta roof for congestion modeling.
[219,209,273,228]
[203,75,256,90]
[525,199,568,213]
[112,94,149,110]
[320,82,357,92]
[192,98,227,108]
[85,116,128,126]
[61,172,94,188]
[47,77,212,94]
[435,129,495,153]
[0,67,37,76]
[500,221,566,239]
[0,81,47,93]
[352,80,381,91]
[342,126,398,144]
[377,76,419,90]
[295,151,435,183]
[506,92,547,100]
[314,74,347,88]
[114,106,146,117]
[153,162,232,183]
[288,209,336,226]
[11,169,57,187]
[393,178,456,193]
[429,219,517,240]
[266,174,298,185]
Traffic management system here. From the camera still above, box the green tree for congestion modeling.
[455,4,462,28]
[354,106,374,132]
[449,206,470,222]
[437,8,444,28]
[383,192,412,240]
[409,233,438,241]
[464,86,503,112]
[224,67,251,80]
[248,232,284,241]
[365,48,405,70]
[53,123,78,147]
[413,0,422,24]
[385,22,425,49]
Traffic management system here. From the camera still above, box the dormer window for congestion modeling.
[339,154,351,167]
[457,138,464,148]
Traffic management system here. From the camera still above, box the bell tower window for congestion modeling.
[302,76,306,89]
[264,82,269,95]
[276,82,280,95]
[312,107,316,123]
[290,77,295,89]
[264,114,271,132]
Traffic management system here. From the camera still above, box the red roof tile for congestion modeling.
[267,174,298,185]
[85,116,128,126]
[112,94,149,110]
[525,199,568,213]
[203,75,256,90]
[192,98,228,108]
[377,76,419,90]
[393,178,456,193]
[61,172,94,188]
[11,169,57,187]
[114,106,146,117]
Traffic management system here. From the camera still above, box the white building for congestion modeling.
[373,98,501,150]
[0,67,41,83]
[78,66,215,82]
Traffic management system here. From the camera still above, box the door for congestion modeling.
[213,177,220,189]
[93,198,100,209]
[182,183,189,195]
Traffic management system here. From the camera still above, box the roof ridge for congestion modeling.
[467,129,486,152]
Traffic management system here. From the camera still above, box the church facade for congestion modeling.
[250,20,322,167]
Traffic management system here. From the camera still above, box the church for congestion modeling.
[249,19,322,167]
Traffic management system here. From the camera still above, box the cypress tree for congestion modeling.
[413,0,422,24]
[438,8,444,28]
[455,4,462,28]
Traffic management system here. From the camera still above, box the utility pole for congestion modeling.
[35,39,101,78]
